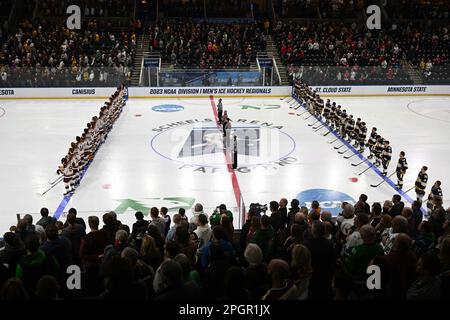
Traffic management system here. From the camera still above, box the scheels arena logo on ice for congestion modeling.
[296,189,356,216]
[152,104,184,112]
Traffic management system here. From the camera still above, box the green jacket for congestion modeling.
[343,243,384,282]
[209,210,233,226]
[250,226,275,260]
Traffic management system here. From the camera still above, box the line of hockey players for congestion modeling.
[294,81,443,213]
[57,85,127,195]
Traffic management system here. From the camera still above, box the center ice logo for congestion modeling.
[152,104,184,112]
[296,189,356,216]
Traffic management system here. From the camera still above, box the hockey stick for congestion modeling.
[298,110,309,116]
[370,172,396,188]
[351,160,365,166]
[303,114,313,120]
[308,120,319,127]
[323,130,332,136]
[344,153,358,160]
[358,166,372,176]
[313,123,323,130]
[334,144,345,150]
[404,186,415,194]
[49,175,63,185]
[39,178,63,196]
[328,138,339,144]
[313,125,325,132]
[338,148,350,155]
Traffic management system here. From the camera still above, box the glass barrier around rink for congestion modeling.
[0,66,131,88]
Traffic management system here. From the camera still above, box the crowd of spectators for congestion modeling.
[36,0,136,17]
[385,0,450,20]
[0,19,136,87]
[274,21,411,85]
[148,21,266,69]
[390,21,449,84]
[160,0,249,18]
[276,0,365,19]
[0,194,449,300]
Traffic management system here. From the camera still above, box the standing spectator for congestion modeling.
[102,213,119,246]
[194,213,212,251]
[412,200,424,227]
[40,224,72,272]
[101,230,131,275]
[79,216,108,296]
[381,215,409,254]
[131,211,149,242]
[223,267,249,300]
[200,226,235,269]
[166,214,182,241]
[15,234,59,298]
[139,235,162,272]
[438,236,450,299]
[410,221,436,256]
[62,212,86,266]
[262,259,293,300]
[161,207,171,237]
[178,208,188,222]
[149,207,165,235]
[285,244,313,300]
[250,215,275,262]
[64,208,86,229]
[343,213,369,253]
[190,203,206,225]
[306,221,336,300]
[0,232,25,278]
[279,198,288,230]
[243,243,269,299]
[369,202,383,228]
[36,208,55,230]
[287,199,300,230]
[407,254,441,300]
[384,234,418,299]
[390,195,405,218]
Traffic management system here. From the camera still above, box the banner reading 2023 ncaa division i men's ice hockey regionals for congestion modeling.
[1,86,449,99]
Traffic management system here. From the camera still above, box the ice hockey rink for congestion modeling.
[0,95,449,234]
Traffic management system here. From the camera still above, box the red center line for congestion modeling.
[209,95,242,209]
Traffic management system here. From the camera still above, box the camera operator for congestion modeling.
[209,204,234,227]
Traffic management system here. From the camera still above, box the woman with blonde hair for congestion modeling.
[280,244,312,300]
[140,235,162,271]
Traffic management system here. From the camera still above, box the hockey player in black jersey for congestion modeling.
[358,122,367,153]
[396,151,408,189]
[373,136,384,167]
[415,166,429,202]
[381,140,392,176]
[367,128,377,159]
[426,180,443,214]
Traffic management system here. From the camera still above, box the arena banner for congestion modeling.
[128,86,292,98]
[0,87,118,100]
[308,85,450,97]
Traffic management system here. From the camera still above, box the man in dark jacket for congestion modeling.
[306,221,336,300]
[287,199,300,231]
[0,232,25,277]
[36,208,56,230]
[390,194,405,218]
[40,224,72,270]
